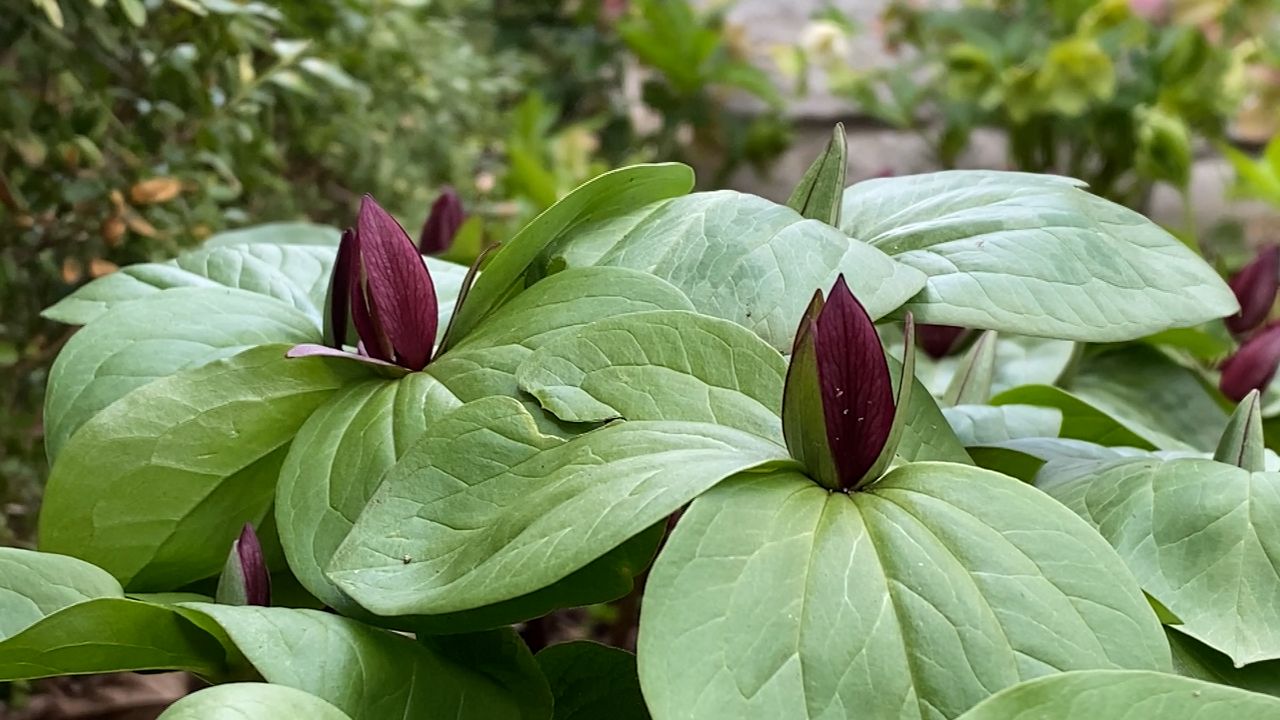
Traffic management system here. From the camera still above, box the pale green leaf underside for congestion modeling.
[44,288,318,460]
[953,670,1280,719]
[840,171,1237,341]
[1170,631,1280,699]
[639,465,1170,720]
[39,345,366,589]
[328,396,790,616]
[1044,458,1280,666]
[158,683,353,720]
[546,190,927,351]
[942,404,1063,447]
[992,384,1190,451]
[201,222,341,248]
[886,327,1074,401]
[184,604,551,720]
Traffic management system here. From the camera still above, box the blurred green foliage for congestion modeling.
[792,0,1276,209]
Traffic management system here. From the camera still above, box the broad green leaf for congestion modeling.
[43,243,334,326]
[442,163,694,349]
[840,171,1237,341]
[158,683,353,720]
[328,396,790,616]
[518,310,970,464]
[1044,458,1280,665]
[40,345,366,590]
[943,404,1063,446]
[545,190,926,351]
[787,123,847,226]
[517,310,785,440]
[202,222,342,248]
[0,552,230,681]
[0,547,121,640]
[185,604,552,720]
[886,326,1075,400]
[44,288,317,459]
[954,670,1280,719]
[991,385,1185,450]
[1170,631,1280,698]
[1068,346,1227,452]
[278,267,691,618]
[638,465,1170,720]
[538,642,650,720]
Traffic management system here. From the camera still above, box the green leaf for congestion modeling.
[39,345,366,590]
[517,310,785,440]
[954,670,1280,719]
[202,222,342,248]
[277,268,692,621]
[537,642,650,720]
[991,385,1186,450]
[1170,631,1280,698]
[943,403,1063,446]
[942,329,997,406]
[840,171,1237,341]
[1044,458,1280,665]
[546,190,926,351]
[1216,390,1267,472]
[44,288,317,459]
[442,163,694,349]
[43,243,334,326]
[638,465,1170,720]
[909,331,1075,401]
[0,547,122,640]
[158,683,353,720]
[786,123,847,226]
[328,397,790,616]
[889,354,975,465]
[184,604,552,720]
[0,551,230,680]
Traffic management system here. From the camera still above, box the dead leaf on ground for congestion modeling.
[129,178,183,205]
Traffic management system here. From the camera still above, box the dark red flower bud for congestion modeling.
[216,523,271,607]
[783,275,912,490]
[1221,322,1280,402]
[916,324,970,359]
[1226,245,1279,336]
[418,187,465,255]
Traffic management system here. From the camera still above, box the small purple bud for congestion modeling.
[1221,322,1280,402]
[916,324,970,359]
[216,523,271,607]
[418,187,465,255]
[1226,245,1279,336]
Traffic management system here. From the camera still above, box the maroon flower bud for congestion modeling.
[418,187,465,255]
[300,194,439,371]
[1221,322,1280,402]
[1226,245,1279,336]
[783,275,914,491]
[216,523,271,607]
[916,324,970,359]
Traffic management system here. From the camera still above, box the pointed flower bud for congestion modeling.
[783,275,911,491]
[916,323,970,359]
[418,186,465,255]
[216,523,271,607]
[1221,322,1280,401]
[1226,245,1279,336]
[304,195,439,371]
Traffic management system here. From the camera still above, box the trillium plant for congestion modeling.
[10,126,1280,719]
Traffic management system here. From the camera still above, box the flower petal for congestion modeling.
[1227,245,1279,336]
[916,323,970,359]
[814,275,896,488]
[1221,322,1280,401]
[324,229,355,349]
[357,195,438,369]
[418,186,465,255]
[216,523,271,607]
